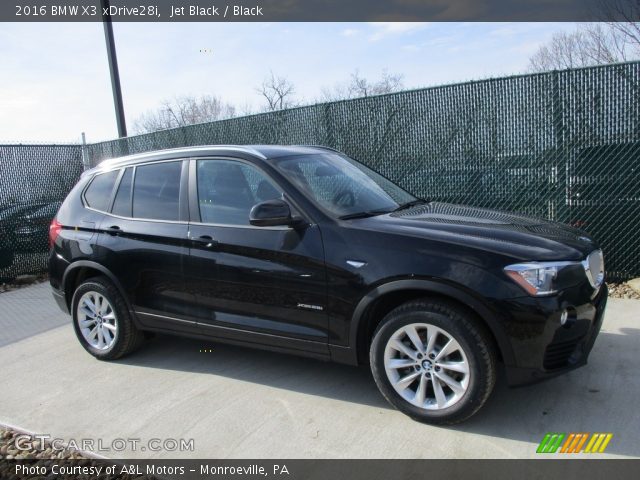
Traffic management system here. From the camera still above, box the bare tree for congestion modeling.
[528,22,639,72]
[597,0,640,54]
[133,95,236,134]
[257,72,297,111]
[320,69,405,101]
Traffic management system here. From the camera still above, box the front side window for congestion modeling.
[132,162,182,221]
[272,153,415,218]
[196,159,283,225]
[84,170,119,212]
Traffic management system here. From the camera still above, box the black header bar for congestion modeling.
[1,0,632,22]
[2,459,639,480]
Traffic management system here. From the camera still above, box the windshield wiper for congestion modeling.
[338,209,393,220]
[394,198,428,212]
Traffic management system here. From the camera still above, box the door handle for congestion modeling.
[190,234,218,248]
[105,225,122,235]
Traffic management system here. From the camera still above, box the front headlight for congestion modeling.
[504,261,577,296]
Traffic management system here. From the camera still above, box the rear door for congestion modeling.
[96,160,195,333]
[185,157,329,356]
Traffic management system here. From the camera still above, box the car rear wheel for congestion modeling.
[370,299,496,424]
[71,276,144,360]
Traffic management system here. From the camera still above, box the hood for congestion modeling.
[363,202,598,262]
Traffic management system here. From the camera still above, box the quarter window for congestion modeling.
[196,159,283,225]
[133,162,182,221]
[84,170,119,212]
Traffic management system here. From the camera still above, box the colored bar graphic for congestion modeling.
[598,434,613,453]
[584,434,598,453]
[536,433,552,453]
[573,433,589,453]
[537,433,565,453]
[538,433,613,454]
[560,433,576,453]
[585,433,614,453]
[549,433,565,453]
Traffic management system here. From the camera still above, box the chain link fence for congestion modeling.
[1,62,639,281]
[0,144,84,281]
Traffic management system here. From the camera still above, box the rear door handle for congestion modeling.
[190,234,218,248]
[105,225,122,235]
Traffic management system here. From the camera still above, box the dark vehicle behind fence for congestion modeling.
[0,222,14,270]
[0,202,49,273]
[49,146,607,424]
[14,202,63,253]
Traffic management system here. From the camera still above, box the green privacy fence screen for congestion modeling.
[0,144,84,281]
[1,62,639,281]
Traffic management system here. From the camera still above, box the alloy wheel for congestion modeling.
[383,323,470,410]
[77,291,118,350]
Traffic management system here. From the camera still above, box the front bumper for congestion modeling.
[500,283,608,386]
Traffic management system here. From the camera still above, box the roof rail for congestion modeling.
[96,145,267,169]
[298,145,342,154]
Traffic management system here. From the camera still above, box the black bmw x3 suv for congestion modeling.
[49,145,607,424]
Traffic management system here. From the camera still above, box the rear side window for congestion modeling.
[84,171,119,212]
[133,162,182,221]
[111,167,133,217]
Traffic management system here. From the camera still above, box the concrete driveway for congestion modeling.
[0,282,638,459]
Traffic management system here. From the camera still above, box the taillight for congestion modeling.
[49,218,62,249]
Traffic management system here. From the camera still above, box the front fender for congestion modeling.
[334,278,516,367]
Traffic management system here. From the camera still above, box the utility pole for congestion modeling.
[101,0,127,138]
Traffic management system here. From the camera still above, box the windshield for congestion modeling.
[273,153,416,218]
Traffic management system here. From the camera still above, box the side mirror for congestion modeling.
[250,199,300,227]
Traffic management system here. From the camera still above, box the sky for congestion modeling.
[0,21,578,143]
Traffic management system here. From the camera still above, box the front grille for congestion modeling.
[543,336,584,370]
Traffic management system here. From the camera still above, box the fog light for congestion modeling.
[560,308,577,329]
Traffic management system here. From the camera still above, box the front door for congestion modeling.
[185,158,328,356]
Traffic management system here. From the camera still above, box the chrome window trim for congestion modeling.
[189,221,291,231]
[85,208,298,230]
[82,158,186,214]
[84,207,188,225]
[97,145,267,170]
[81,168,121,212]
[82,155,314,230]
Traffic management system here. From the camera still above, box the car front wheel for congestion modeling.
[370,299,496,424]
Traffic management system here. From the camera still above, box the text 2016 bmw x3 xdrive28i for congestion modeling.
[49,145,607,424]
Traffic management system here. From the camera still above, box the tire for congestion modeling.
[370,299,496,425]
[71,276,144,360]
